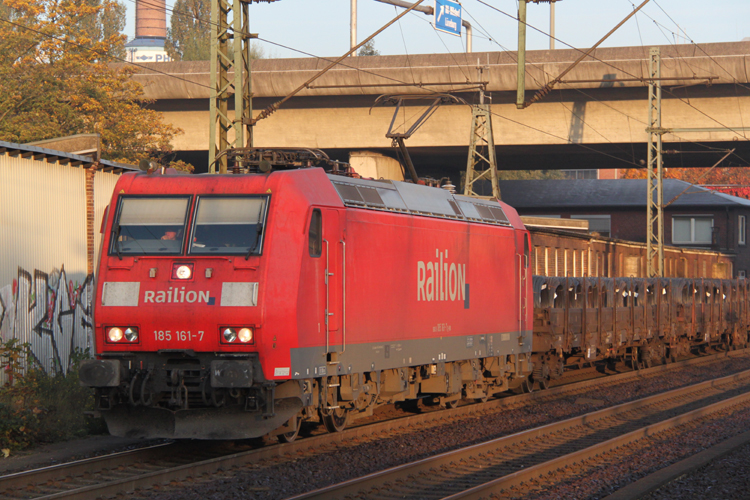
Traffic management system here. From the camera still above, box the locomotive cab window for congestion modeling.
[190,197,268,255]
[309,209,322,257]
[110,196,190,255]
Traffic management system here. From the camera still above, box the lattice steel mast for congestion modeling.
[209,0,274,173]
[646,47,663,277]
[464,63,500,200]
[644,47,750,277]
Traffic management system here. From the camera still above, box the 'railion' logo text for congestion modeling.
[417,249,466,302]
[143,287,215,305]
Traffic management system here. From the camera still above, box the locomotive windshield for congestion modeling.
[189,196,267,256]
[111,197,190,255]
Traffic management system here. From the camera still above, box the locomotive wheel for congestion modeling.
[444,399,459,409]
[474,395,489,404]
[322,407,349,433]
[277,414,303,443]
[521,377,534,393]
[440,394,461,409]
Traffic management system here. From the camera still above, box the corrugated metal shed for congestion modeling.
[0,140,136,379]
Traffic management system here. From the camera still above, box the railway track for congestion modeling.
[1,349,747,500]
[289,367,750,500]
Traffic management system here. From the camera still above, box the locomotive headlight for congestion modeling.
[124,327,139,342]
[107,327,124,342]
[172,264,193,280]
[238,328,253,343]
[223,328,237,343]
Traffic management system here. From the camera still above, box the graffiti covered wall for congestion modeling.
[0,266,94,379]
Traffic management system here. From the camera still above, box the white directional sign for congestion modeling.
[434,0,462,37]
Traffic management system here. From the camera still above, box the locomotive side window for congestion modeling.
[190,197,267,255]
[111,197,190,255]
[309,209,322,257]
[524,234,530,268]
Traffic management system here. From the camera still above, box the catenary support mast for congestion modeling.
[465,63,500,200]
[209,0,274,173]
[646,47,663,277]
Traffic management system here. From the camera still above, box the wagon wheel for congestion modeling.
[629,347,641,370]
[533,362,551,390]
[641,343,660,369]
[322,407,349,433]
[277,413,303,443]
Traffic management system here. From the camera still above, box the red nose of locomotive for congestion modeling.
[94,194,268,354]
[97,255,261,353]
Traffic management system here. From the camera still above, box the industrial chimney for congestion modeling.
[125,0,172,63]
[135,0,167,39]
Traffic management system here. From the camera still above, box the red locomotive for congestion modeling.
[80,150,535,440]
[80,149,750,441]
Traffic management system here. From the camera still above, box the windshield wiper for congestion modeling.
[246,223,263,260]
[113,224,123,260]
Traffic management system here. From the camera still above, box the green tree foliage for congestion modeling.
[0,0,182,164]
[166,0,210,61]
[0,343,104,452]
[166,0,264,61]
[358,39,380,56]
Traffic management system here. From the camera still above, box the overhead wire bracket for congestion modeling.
[372,94,466,183]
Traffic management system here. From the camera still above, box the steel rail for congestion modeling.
[0,442,173,492]
[602,428,750,500]
[287,366,750,500]
[2,349,747,500]
[449,391,750,500]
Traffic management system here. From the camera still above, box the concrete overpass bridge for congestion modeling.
[130,42,750,176]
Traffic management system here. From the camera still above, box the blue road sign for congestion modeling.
[434,0,462,37]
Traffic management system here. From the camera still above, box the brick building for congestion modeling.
[499,179,750,278]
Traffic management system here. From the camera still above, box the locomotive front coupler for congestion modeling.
[168,369,189,409]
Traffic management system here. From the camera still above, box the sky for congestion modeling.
[123,0,750,59]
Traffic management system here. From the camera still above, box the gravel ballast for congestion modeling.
[641,435,750,500]
[118,355,750,500]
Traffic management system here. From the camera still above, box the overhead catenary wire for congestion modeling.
[0,16,214,91]
[624,0,750,168]
[122,0,465,96]
[651,0,750,95]
[139,0,743,170]
[475,0,750,164]
[664,149,736,207]
[461,2,734,165]
[406,11,472,83]
[478,0,747,169]
[10,0,744,172]
[630,0,750,146]
[458,3,638,160]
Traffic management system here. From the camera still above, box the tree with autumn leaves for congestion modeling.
[621,162,750,199]
[0,0,182,165]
